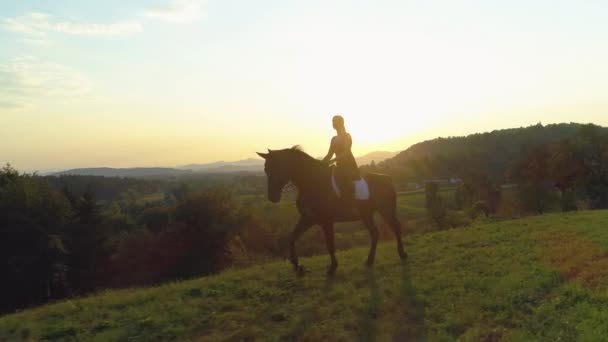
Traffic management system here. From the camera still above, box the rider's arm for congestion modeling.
[322,139,335,163]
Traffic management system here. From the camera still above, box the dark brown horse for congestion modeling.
[257,146,407,275]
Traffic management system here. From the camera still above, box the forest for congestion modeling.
[2,122,607,314]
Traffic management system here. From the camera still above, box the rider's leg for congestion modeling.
[342,176,356,209]
[337,168,356,211]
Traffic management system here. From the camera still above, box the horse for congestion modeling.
[257,146,407,275]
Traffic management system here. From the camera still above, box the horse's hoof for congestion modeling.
[295,265,305,277]
[400,252,408,261]
[327,265,337,276]
[365,260,374,267]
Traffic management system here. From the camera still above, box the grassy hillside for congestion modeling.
[2,211,608,341]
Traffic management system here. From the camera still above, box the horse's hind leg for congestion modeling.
[375,183,407,261]
[362,215,379,266]
[383,215,407,260]
[321,222,338,275]
[290,218,313,274]
[381,210,407,261]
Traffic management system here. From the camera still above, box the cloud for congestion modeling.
[3,12,143,44]
[2,2,203,44]
[0,100,29,110]
[0,56,93,109]
[143,0,206,23]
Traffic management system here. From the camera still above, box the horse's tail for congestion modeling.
[366,172,407,259]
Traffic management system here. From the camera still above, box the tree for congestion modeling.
[104,189,253,287]
[75,187,101,224]
[574,124,608,208]
[455,174,502,214]
[508,146,554,214]
[547,125,608,210]
[0,166,71,312]
[425,182,447,228]
[65,188,109,294]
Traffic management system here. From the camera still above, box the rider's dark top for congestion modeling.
[331,133,360,178]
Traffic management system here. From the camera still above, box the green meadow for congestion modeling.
[2,210,608,341]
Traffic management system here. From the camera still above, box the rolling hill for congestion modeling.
[2,210,608,341]
[378,122,608,182]
[355,151,398,166]
[180,158,265,173]
[50,167,192,178]
[181,152,398,173]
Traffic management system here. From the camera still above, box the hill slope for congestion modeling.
[180,158,264,173]
[356,151,398,166]
[2,211,608,341]
[380,122,608,182]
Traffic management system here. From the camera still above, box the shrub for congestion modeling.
[469,201,490,219]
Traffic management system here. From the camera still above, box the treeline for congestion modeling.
[46,175,160,201]
[0,167,278,314]
[419,123,608,228]
[374,122,608,185]
[508,123,608,213]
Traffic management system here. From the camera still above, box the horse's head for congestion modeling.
[257,149,290,203]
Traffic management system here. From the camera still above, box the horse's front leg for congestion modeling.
[290,218,313,275]
[321,222,338,275]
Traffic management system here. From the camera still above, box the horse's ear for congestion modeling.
[257,152,269,159]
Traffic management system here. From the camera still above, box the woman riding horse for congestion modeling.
[256,117,407,275]
[322,115,361,212]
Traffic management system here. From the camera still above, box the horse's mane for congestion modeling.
[277,145,326,167]
[290,145,305,152]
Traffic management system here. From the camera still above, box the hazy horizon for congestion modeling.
[3,0,608,172]
[10,123,603,174]
[22,148,398,174]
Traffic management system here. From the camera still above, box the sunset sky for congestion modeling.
[2,0,608,172]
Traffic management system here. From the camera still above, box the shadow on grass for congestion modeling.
[281,263,425,341]
[280,275,337,341]
[394,263,426,341]
[356,267,381,342]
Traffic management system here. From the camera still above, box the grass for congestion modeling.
[2,210,608,341]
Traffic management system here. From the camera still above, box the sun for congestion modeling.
[344,117,397,155]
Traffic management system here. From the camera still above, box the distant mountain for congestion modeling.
[356,151,398,166]
[181,152,398,173]
[179,158,264,173]
[48,152,400,178]
[51,167,192,178]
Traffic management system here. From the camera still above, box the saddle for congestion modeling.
[331,167,370,200]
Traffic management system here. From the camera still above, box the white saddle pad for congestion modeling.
[331,169,370,200]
